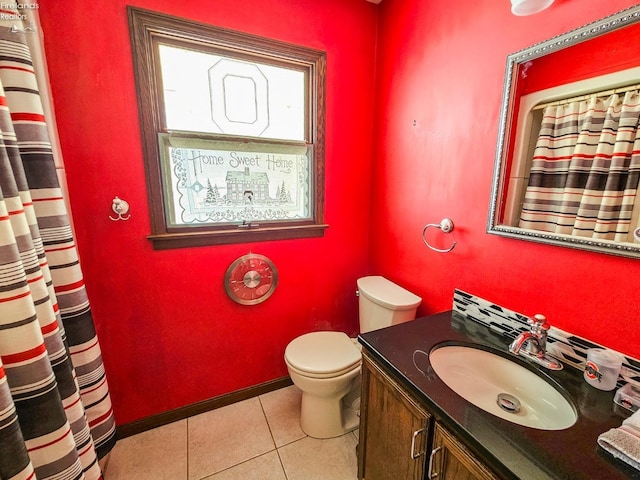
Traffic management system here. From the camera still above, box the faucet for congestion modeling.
[509,314,563,370]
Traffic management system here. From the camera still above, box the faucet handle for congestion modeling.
[528,314,549,332]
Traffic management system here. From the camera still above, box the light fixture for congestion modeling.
[511,0,554,16]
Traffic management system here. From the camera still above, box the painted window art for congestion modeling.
[159,135,311,226]
[159,46,306,141]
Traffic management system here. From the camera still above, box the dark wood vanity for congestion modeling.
[356,311,640,480]
[358,350,500,480]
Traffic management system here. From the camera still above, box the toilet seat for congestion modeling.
[286,361,360,379]
[285,331,361,378]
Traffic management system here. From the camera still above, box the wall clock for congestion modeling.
[224,253,278,305]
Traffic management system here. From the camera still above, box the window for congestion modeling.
[128,7,327,249]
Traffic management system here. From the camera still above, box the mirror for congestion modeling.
[488,6,640,259]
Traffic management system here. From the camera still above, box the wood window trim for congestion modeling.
[128,7,327,249]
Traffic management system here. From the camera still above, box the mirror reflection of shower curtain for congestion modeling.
[519,90,640,241]
[0,8,116,480]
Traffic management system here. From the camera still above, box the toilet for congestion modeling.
[284,275,421,438]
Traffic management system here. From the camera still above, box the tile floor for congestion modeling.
[103,386,359,480]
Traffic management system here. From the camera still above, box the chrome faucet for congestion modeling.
[509,314,563,370]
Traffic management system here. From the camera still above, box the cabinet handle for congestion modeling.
[427,446,442,478]
[410,427,427,459]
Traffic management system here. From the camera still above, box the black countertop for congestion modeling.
[358,310,639,480]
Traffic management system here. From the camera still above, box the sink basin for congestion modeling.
[429,344,577,430]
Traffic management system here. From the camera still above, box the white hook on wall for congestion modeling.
[109,196,131,221]
[422,218,456,253]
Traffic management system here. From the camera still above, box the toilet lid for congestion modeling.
[357,276,422,310]
[285,331,361,375]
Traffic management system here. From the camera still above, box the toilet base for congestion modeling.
[298,374,361,439]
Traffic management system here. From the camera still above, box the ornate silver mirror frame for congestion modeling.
[487,5,640,259]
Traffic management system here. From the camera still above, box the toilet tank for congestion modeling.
[357,276,422,333]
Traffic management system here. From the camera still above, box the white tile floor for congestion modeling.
[103,386,359,480]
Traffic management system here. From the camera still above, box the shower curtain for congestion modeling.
[519,90,640,240]
[0,8,116,480]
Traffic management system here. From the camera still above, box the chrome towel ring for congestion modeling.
[422,218,456,253]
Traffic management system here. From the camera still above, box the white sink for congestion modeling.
[429,344,577,430]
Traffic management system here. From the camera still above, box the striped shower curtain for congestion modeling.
[519,90,640,241]
[0,7,116,480]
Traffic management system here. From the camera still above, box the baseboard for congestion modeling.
[116,376,293,439]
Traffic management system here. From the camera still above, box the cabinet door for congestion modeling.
[428,423,501,480]
[358,352,431,480]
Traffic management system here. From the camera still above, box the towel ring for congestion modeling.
[422,218,456,253]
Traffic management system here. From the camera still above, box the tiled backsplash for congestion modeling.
[453,289,640,389]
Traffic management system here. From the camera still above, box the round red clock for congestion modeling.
[224,253,278,305]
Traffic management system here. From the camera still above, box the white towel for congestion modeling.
[598,408,640,471]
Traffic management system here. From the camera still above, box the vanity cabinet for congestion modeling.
[358,351,501,480]
[358,352,432,480]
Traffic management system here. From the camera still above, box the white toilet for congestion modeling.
[284,276,422,438]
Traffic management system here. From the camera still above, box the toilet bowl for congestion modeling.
[285,331,361,439]
[284,276,421,439]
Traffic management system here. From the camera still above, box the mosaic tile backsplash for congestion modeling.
[453,289,640,390]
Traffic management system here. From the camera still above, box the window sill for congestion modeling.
[148,224,329,250]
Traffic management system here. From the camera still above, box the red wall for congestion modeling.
[370,0,640,359]
[517,23,640,96]
[39,0,378,425]
[41,0,640,426]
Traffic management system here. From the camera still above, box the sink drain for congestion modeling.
[497,393,521,413]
